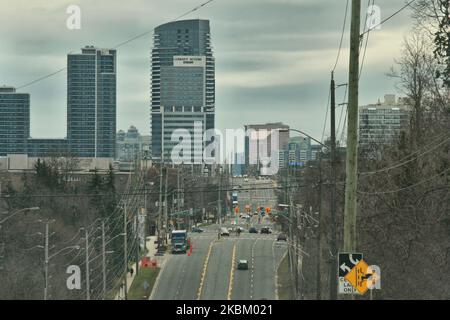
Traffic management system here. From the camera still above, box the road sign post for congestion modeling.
[338,252,363,295]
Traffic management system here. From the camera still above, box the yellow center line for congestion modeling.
[227,242,237,300]
[197,241,214,300]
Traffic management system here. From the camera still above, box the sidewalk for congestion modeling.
[115,235,160,300]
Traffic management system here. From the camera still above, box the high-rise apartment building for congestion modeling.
[244,122,290,174]
[0,86,30,156]
[359,94,410,149]
[150,19,215,164]
[68,46,117,158]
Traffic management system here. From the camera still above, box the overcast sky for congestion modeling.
[0,0,414,142]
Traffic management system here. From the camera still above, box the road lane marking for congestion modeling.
[250,238,258,300]
[227,242,237,300]
[274,243,288,300]
[149,255,171,300]
[197,241,214,300]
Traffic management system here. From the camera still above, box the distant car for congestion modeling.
[249,227,258,234]
[244,178,249,182]
[237,226,246,232]
[277,233,287,241]
[191,227,204,233]
[220,227,230,236]
[260,227,272,234]
[253,211,259,216]
[237,260,249,270]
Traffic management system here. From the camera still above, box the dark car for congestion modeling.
[260,227,272,234]
[277,233,287,241]
[249,227,258,233]
[191,227,204,233]
[237,260,249,270]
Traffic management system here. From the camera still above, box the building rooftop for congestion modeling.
[0,86,16,93]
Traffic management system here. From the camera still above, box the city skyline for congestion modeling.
[0,0,412,142]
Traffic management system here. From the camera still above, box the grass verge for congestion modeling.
[277,253,295,300]
[128,267,160,300]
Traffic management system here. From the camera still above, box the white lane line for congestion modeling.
[274,244,288,301]
[250,238,258,300]
[197,241,215,300]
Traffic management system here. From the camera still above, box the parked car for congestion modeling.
[220,227,230,236]
[260,227,272,234]
[237,260,249,270]
[249,227,258,234]
[191,227,204,233]
[277,233,287,241]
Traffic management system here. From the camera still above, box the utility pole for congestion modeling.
[316,154,323,300]
[135,215,139,276]
[343,0,361,252]
[157,166,164,248]
[329,71,338,299]
[123,203,128,300]
[164,166,169,242]
[177,167,181,211]
[217,166,222,228]
[44,222,49,300]
[101,220,107,300]
[84,228,90,300]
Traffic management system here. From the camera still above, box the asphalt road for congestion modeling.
[151,222,287,300]
[151,178,287,300]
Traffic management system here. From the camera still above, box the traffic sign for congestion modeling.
[345,259,369,295]
[338,252,363,295]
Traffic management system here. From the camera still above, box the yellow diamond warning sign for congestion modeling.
[344,259,369,295]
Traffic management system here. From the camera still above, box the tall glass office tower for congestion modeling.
[0,86,29,156]
[67,46,116,158]
[150,19,215,164]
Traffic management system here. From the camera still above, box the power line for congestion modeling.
[360,0,417,36]
[14,0,216,90]
[321,89,331,143]
[359,133,450,176]
[359,0,374,79]
[332,0,350,72]
[358,167,450,195]
[0,183,308,199]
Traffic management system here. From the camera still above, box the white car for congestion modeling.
[220,227,230,236]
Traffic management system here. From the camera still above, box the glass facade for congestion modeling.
[68,46,116,158]
[150,19,215,163]
[27,138,68,157]
[359,95,410,149]
[0,86,29,156]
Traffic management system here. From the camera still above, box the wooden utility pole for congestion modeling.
[343,0,361,252]
[157,167,164,248]
[123,203,128,300]
[316,154,322,300]
[84,228,90,300]
[329,71,338,299]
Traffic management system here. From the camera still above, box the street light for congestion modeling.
[0,207,40,224]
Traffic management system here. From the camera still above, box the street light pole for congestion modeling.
[123,204,128,300]
[101,220,107,300]
[218,166,222,228]
[44,222,49,300]
[84,228,90,300]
